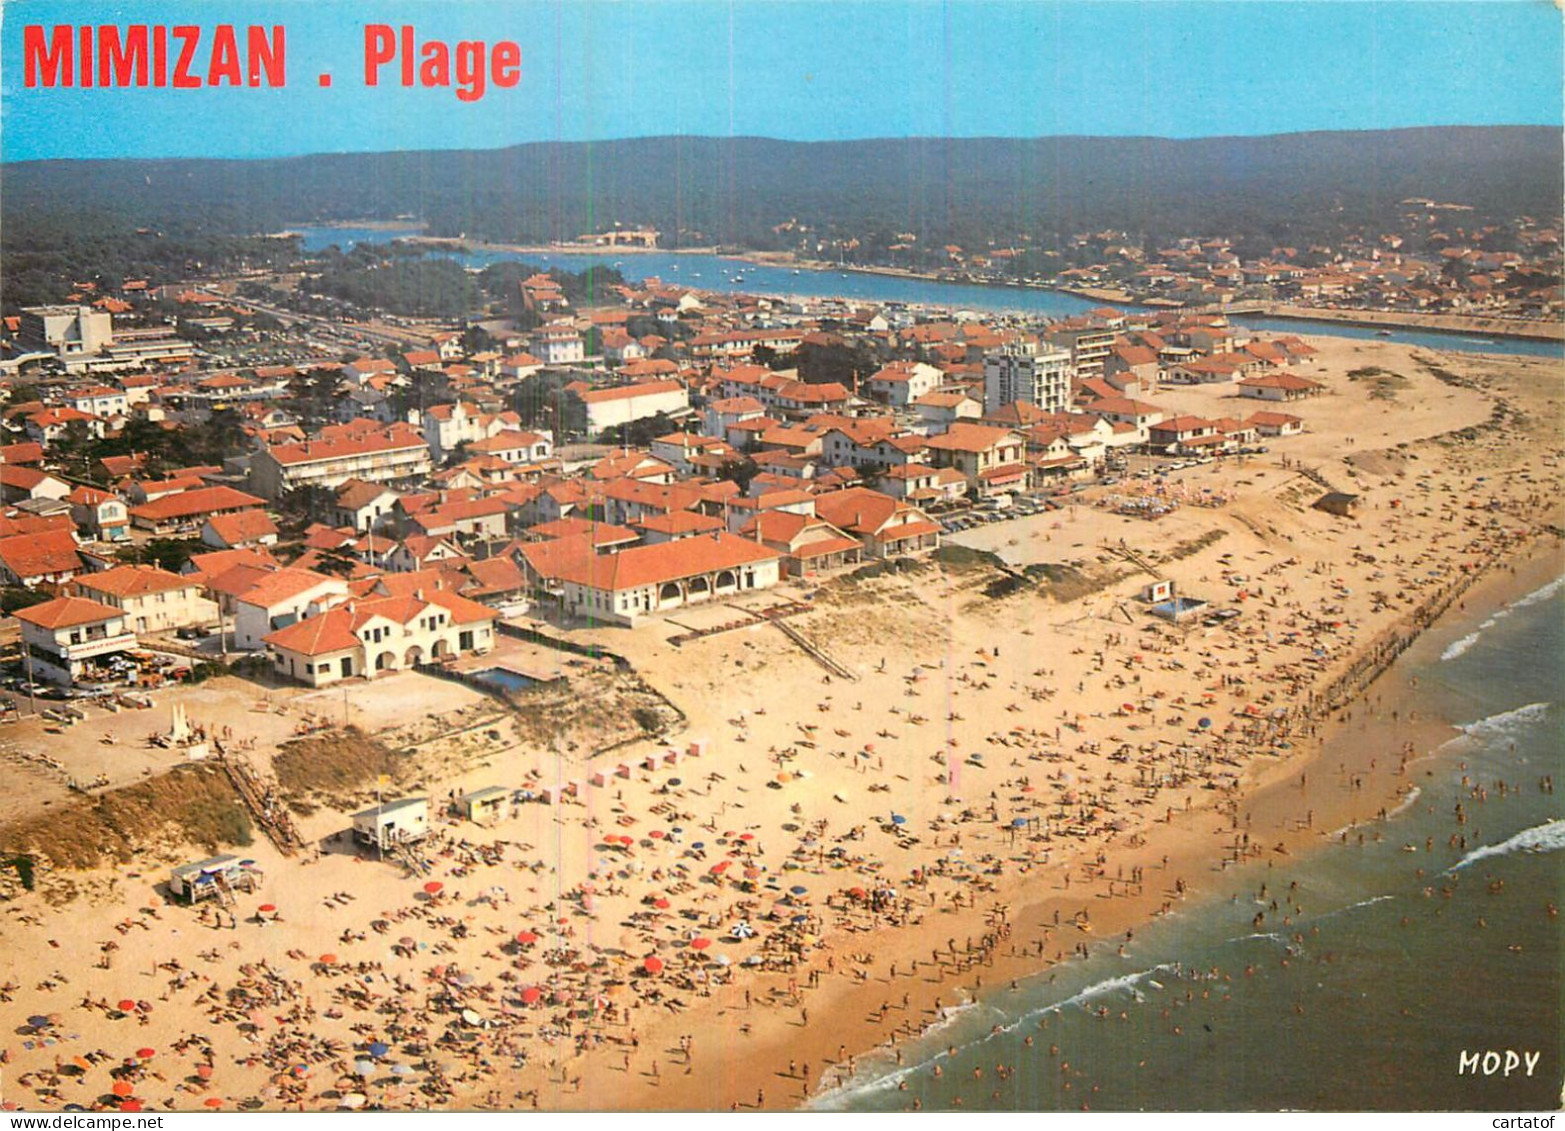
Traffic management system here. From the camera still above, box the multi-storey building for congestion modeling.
[983,341,1073,415]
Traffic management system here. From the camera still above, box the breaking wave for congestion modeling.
[1448,819,1565,873]
[1443,576,1564,662]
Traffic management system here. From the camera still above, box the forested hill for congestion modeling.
[2,127,1558,254]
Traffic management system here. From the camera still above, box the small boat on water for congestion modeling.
[1375,330,1393,337]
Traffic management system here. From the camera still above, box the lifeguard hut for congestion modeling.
[351,797,430,852]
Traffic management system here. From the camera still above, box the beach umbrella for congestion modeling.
[890,814,907,826]
[258,904,276,913]
[318,954,338,966]
[1012,818,1028,828]
[26,1015,50,1030]
[790,885,808,895]
[197,1064,214,1081]
[1198,718,1212,729]
[119,1101,142,1113]
[389,1064,413,1077]
[117,999,137,1012]
[135,1048,156,1060]
[520,987,542,1005]
[652,898,671,910]
[709,861,730,875]
[112,1082,134,1098]
[730,923,755,939]
[339,1093,367,1110]
[649,829,665,839]
[643,956,664,974]
[422,881,443,895]
[690,937,713,950]
[668,778,682,787]
[368,1042,390,1058]
[713,953,732,967]
[354,1059,376,1077]
[739,833,755,842]
[203,1098,225,1109]
[516,930,539,945]
[461,1009,482,1026]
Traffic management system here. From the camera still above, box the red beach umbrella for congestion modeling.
[117,999,137,1012]
[422,881,443,895]
[690,937,712,950]
[643,956,664,974]
[515,931,539,944]
[319,954,339,966]
[519,987,542,1005]
[649,830,665,839]
[119,1101,142,1113]
[258,904,276,913]
[197,1064,214,1081]
[653,898,671,909]
[112,1081,134,1098]
[204,1098,224,1109]
[135,1048,156,1060]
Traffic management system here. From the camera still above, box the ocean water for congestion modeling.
[814,575,1565,1112]
[285,226,1561,360]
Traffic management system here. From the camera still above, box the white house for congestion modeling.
[232,568,351,651]
[574,380,690,439]
[13,596,138,686]
[264,589,497,686]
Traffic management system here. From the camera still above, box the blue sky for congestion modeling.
[1,1,1559,161]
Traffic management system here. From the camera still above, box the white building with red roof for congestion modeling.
[73,564,218,634]
[263,588,497,687]
[521,531,782,626]
[249,425,432,498]
[232,568,352,651]
[13,596,137,685]
[573,380,690,438]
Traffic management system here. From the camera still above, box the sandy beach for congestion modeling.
[0,336,1560,1113]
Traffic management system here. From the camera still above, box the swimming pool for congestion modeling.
[471,667,537,692]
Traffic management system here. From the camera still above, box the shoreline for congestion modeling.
[282,222,1561,344]
[521,530,1562,1113]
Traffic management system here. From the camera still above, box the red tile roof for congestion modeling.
[13,595,121,630]
[0,530,82,579]
[74,564,194,598]
[204,510,280,543]
[129,486,266,523]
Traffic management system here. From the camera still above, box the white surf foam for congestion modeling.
[1385,787,1422,820]
[1440,576,1562,661]
[1448,819,1565,873]
[1441,631,1481,661]
[1458,702,1551,743]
